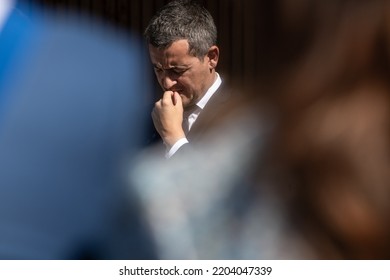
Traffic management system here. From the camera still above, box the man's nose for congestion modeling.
[161,74,177,90]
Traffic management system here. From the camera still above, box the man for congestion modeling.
[144,0,230,158]
[0,0,155,259]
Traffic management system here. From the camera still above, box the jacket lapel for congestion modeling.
[188,84,232,143]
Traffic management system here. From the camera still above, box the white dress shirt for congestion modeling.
[166,73,222,158]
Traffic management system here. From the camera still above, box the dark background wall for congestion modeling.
[22,0,289,87]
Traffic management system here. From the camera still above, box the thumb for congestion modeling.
[172,91,183,107]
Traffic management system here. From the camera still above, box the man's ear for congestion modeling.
[207,46,219,69]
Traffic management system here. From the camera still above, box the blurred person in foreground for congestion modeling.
[0,0,155,259]
[144,0,233,158]
[263,0,390,259]
[132,0,390,259]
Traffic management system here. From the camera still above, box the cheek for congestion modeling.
[176,76,193,91]
[183,71,202,88]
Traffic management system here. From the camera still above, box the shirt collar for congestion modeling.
[196,72,222,110]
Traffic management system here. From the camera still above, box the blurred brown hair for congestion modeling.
[252,0,390,259]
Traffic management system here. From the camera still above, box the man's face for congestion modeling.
[149,39,216,109]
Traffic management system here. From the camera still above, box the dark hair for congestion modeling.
[144,0,217,59]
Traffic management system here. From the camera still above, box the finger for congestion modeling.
[151,108,156,120]
[171,91,177,106]
[151,109,160,127]
[154,97,162,108]
[173,91,182,106]
[159,91,174,107]
[162,91,174,102]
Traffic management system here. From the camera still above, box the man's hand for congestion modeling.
[152,91,186,148]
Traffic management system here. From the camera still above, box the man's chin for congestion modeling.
[180,94,193,108]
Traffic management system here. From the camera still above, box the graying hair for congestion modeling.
[144,0,217,59]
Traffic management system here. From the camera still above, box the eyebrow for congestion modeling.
[152,63,191,69]
[153,63,189,70]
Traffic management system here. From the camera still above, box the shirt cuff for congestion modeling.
[165,138,189,158]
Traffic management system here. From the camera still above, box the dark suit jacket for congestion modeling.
[187,84,232,143]
[174,83,233,157]
[0,4,155,259]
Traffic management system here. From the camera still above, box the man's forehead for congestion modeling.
[149,40,190,56]
[149,41,198,67]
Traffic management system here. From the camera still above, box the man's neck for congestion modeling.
[0,0,14,31]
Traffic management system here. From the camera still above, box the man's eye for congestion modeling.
[173,69,186,74]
